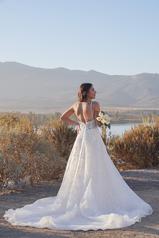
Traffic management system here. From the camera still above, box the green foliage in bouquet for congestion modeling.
[96,110,111,144]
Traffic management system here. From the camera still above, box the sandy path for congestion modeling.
[0,169,159,238]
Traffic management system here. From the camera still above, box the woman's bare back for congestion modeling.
[60,100,100,127]
[74,101,95,124]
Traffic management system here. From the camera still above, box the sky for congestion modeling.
[0,0,159,75]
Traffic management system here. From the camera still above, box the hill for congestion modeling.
[0,61,159,113]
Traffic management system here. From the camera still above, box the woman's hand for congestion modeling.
[94,101,101,127]
[75,123,81,134]
[96,120,103,127]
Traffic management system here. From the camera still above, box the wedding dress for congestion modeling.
[3,101,153,231]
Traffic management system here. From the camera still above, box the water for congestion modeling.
[101,122,141,137]
[73,121,143,137]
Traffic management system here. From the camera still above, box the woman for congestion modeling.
[3,83,153,231]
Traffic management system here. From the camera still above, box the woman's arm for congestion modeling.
[60,104,79,126]
[94,101,102,126]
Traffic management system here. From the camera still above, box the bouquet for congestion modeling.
[96,111,111,144]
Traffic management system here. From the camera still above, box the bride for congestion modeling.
[3,83,153,231]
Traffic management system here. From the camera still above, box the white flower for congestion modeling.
[96,110,111,127]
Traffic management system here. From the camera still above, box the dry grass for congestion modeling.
[0,114,77,186]
[0,113,158,185]
[108,115,159,170]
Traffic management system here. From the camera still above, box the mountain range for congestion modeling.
[0,61,159,113]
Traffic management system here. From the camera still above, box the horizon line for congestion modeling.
[0,60,159,77]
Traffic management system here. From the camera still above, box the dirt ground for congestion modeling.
[0,169,159,238]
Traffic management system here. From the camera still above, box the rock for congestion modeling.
[19,175,33,187]
[6,180,17,189]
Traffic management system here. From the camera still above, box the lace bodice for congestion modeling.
[78,119,97,130]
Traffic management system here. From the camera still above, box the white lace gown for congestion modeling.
[3,119,153,231]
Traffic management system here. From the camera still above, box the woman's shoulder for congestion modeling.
[73,101,80,107]
[92,100,100,106]
[72,101,80,111]
[92,100,100,105]
[73,100,100,108]
[92,100,101,111]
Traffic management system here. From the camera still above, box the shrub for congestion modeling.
[0,115,77,185]
[42,118,77,160]
[109,118,159,170]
